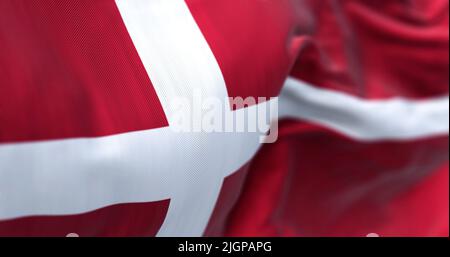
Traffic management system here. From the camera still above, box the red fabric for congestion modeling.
[204,165,250,237]
[188,0,449,236]
[186,0,304,101]
[291,0,449,99]
[0,0,168,143]
[223,121,449,237]
[0,200,170,237]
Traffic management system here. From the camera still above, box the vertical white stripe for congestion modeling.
[114,0,244,236]
[115,0,230,125]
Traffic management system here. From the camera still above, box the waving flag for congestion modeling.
[0,0,448,237]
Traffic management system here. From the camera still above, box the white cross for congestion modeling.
[0,0,271,237]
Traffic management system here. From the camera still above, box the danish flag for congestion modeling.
[0,0,448,237]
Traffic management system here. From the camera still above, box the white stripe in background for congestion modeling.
[280,77,449,141]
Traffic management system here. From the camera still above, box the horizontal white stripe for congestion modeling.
[279,77,449,141]
[1,76,446,236]
[1,80,447,236]
[0,105,266,235]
